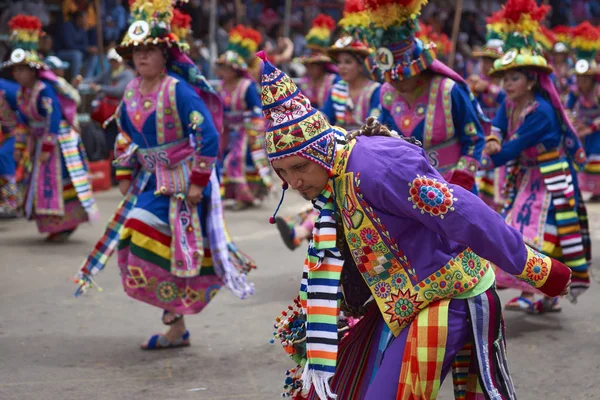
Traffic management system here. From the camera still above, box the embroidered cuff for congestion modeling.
[485,135,501,144]
[516,246,570,297]
[190,155,214,187]
[41,134,56,153]
[115,167,133,181]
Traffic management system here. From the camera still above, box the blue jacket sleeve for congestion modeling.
[369,86,381,118]
[176,81,219,187]
[320,87,335,123]
[450,84,485,163]
[244,81,263,118]
[566,92,577,110]
[36,85,63,152]
[488,102,562,168]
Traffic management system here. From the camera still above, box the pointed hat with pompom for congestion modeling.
[488,0,553,76]
[364,0,437,82]
[3,15,47,70]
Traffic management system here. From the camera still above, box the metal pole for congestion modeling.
[209,0,218,79]
[448,0,463,69]
[283,0,292,38]
[95,0,105,74]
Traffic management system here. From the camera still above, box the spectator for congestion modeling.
[56,11,91,80]
[45,55,82,106]
[103,0,128,44]
[79,48,134,179]
[217,14,235,55]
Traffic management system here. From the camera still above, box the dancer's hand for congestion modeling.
[119,179,131,196]
[39,151,51,163]
[484,140,501,155]
[187,184,204,206]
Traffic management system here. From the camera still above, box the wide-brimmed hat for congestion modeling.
[299,14,336,65]
[551,25,572,54]
[215,25,262,72]
[327,0,372,59]
[472,14,504,59]
[116,1,191,59]
[2,15,48,70]
[570,21,600,76]
[488,0,553,77]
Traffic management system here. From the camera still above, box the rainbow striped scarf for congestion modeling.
[299,183,344,399]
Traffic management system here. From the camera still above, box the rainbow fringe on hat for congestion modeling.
[488,0,553,76]
[306,14,336,51]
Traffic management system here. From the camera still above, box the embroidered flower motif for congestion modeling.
[360,227,379,246]
[401,115,412,128]
[142,99,154,110]
[374,282,391,298]
[347,232,362,248]
[415,104,426,117]
[384,290,423,327]
[408,175,456,219]
[464,122,477,136]
[461,251,482,277]
[525,257,549,282]
[156,281,178,303]
[391,273,407,290]
[383,91,394,106]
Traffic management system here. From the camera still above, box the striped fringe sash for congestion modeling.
[538,150,588,273]
[74,170,151,296]
[331,82,349,127]
[57,124,99,221]
[299,183,344,400]
[397,299,450,400]
[306,303,381,400]
[465,289,516,400]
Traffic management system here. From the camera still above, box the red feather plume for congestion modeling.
[344,0,366,14]
[500,0,550,24]
[8,15,42,31]
[312,14,336,30]
[571,21,600,41]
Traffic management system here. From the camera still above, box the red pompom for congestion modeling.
[282,182,289,190]
[269,216,276,224]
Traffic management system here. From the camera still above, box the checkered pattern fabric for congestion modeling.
[397,299,450,400]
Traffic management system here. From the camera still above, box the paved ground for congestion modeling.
[0,188,599,400]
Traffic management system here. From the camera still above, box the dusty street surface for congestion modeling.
[0,189,598,400]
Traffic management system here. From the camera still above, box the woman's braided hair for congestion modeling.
[346,116,423,147]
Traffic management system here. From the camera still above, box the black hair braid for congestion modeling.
[347,116,423,147]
